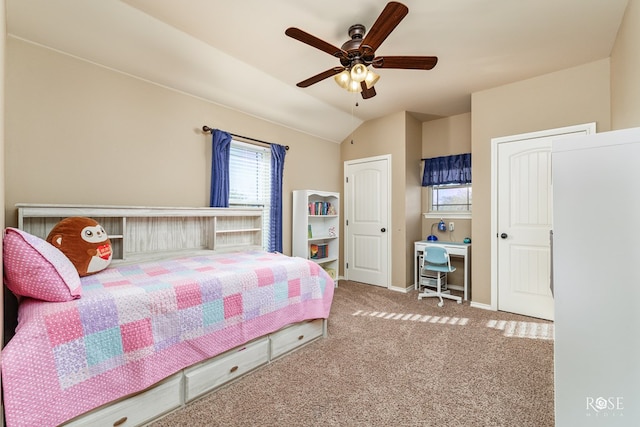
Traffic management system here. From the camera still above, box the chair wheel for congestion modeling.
[437,301,444,307]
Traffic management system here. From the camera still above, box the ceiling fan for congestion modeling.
[285,1,438,99]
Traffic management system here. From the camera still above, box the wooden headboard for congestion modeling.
[16,204,264,264]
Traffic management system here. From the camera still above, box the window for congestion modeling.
[229,140,271,249]
[429,183,472,217]
[422,153,472,219]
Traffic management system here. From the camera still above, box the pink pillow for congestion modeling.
[3,228,82,301]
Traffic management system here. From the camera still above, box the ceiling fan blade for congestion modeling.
[359,2,409,57]
[372,56,438,70]
[285,27,348,59]
[296,67,345,88]
[360,81,377,99]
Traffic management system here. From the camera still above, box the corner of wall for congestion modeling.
[611,0,640,129]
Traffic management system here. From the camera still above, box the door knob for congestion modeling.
[381,228,386,232]
[500,233,508,239]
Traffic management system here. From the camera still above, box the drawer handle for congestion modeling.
[298,334,305,340]
[113,417,128,427]
[230,365,239,373]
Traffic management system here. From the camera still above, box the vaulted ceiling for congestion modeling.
[6,0,629,142]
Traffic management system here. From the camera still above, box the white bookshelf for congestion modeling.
[17,204,263,263]
[292,190,339,282]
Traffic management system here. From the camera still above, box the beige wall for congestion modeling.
[421,112,472,241]
[470,59,611,305]
[4,38,341,256]
[611,0,640,130]
[422,112,472,156]
[404,114,423,286]
[340,111,419,288]
[421,113,472,288]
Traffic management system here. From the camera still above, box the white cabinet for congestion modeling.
[292,190,339,281]
[552,127,640,426]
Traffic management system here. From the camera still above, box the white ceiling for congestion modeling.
[6,0,629,143]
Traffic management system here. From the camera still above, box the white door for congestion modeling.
[344,156,390,287]
[492,124,595,320]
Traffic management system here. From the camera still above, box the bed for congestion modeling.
[1,204,335,427]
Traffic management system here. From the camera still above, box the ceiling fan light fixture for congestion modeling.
[364,69,380,89]
[347,78,362,93]
[334,69,351,89]
[286,2,437,100]
[350,62,368,83]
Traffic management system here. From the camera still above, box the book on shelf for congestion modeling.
[310,243,328,259]
[308,224,313,238]
[308,201,335,216]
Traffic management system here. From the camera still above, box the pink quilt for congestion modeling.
[1,250,334,427]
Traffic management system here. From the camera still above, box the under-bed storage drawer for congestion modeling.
[184,337,269,402]
[63,373,182,427]
[270,318,324,359]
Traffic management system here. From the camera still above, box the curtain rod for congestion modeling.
[202,126,289,150]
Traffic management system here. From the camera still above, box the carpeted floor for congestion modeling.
[149,281,554,427]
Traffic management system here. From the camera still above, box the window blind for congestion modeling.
[229,140,271,249]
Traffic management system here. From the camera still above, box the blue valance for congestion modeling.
[422,153,472,186]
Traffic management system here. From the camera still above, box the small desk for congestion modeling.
[414,241,471,301]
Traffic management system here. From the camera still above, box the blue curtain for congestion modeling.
[269,144,287,253]
[210,129,232,207]
[422,153,472,186]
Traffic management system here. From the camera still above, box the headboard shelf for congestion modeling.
[16,204,263,262]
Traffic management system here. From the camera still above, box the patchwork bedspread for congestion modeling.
[1,250,334,427]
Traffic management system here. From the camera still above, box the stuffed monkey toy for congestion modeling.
[47,217,113,276]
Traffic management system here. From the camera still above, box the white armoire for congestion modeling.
[552,127,640,426]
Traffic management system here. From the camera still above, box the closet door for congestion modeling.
[492,123,594,320]
[344,156,390,288]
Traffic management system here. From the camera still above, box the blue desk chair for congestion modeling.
[418,246,462,307]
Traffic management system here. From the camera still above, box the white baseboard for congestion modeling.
[388,285,411,293]
[470,301,493,311]
[336,277,412,293]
